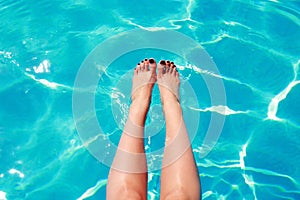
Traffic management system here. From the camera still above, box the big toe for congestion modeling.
[158,60,166,79]
[149,58,157,82]
[149,58,157,73]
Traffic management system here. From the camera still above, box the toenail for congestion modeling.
[172,65,176,68]
[166,60,170,63]
[145,58,148,61]
[149,59,155,64]
[141,61,144,63]
[160,60,166,65]
[171,62,174,64]
[137,63,140,65]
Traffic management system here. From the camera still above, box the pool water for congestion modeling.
[0,0,300,199]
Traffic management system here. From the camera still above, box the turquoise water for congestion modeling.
[1,0,300,199]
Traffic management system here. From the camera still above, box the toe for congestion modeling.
[166,60,171,73]
[158,60,166,78]
[136,63,141,73]
[140,61,145,71]
[170,62,175,73]
[134,65,138,75]
[149,58,157,73]
[171,64,177,75]
[149,58,157,83]
[144,58,150,71]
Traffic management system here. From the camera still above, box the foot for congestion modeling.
[157,60,180,104]
[131,58,157,106]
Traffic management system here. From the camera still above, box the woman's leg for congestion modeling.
[106,59,157,200]
[158,60,201,200]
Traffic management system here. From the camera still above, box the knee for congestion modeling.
[121,191,144,200]
[118,185,145,200]
[163,189,190,200]
[107,184,145,200]
[163,187,200,200]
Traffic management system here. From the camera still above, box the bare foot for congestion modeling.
[131,58,157,107]
[157,60,180,104]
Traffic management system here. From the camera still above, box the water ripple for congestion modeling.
[77,179,107,200]
[267,59,300,121]
[189,105,249,116]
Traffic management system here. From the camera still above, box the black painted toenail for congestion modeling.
[173,65,177,68]
[141,60,144,63]
[166,60,170,63]
[149,59,154,64]
[171,62,174,64]
[160,60,166,65]
[137,63,140,65]
[145,59,148,61]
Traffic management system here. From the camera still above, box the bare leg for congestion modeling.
[106,59,157,200]
[158,60,201,200]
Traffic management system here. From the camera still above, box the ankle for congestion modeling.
[130,98,151,114]
[161,95,180,107]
